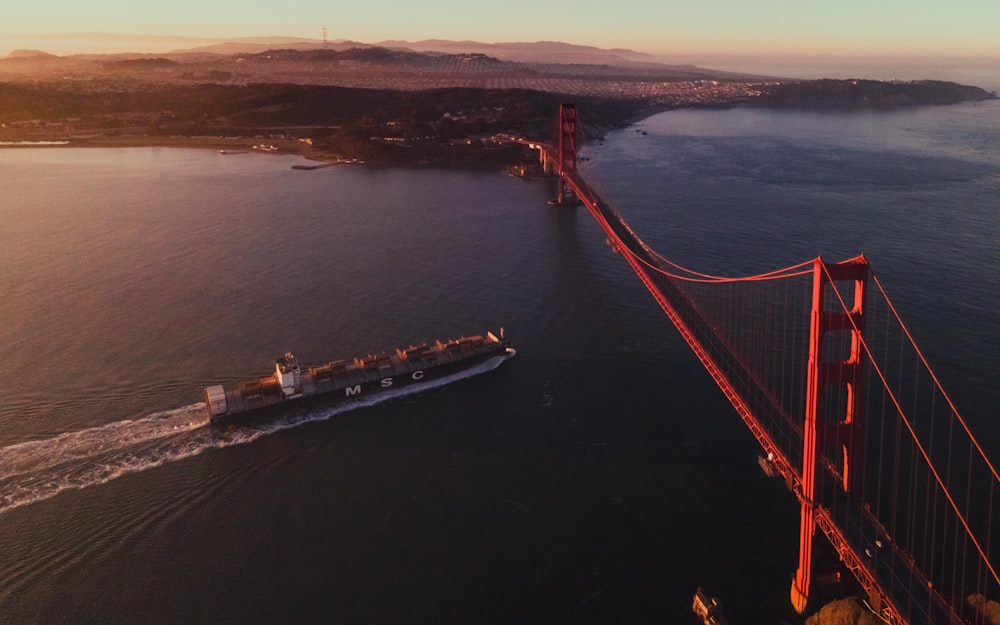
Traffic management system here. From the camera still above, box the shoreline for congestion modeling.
[2,97,995,171]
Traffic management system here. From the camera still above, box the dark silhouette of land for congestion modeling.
[1,41,994,167]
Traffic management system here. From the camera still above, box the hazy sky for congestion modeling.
[3,0,1000,60]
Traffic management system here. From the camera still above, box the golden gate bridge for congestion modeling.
[536,103,999,625]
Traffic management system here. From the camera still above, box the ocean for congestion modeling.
[1,99,998,624]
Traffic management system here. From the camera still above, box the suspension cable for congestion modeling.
[871,271,1000,486]
[598,203,815,283]
[822,262,1000,590]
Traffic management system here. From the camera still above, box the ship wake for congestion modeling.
[0,353,511,515]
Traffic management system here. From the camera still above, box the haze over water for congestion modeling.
[1,100,998,623]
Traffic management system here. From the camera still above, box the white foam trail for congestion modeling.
[0,407,209,479]
[0,352,512,515]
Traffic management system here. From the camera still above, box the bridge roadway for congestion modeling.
[554,164,964,625]
[821,489,962,625]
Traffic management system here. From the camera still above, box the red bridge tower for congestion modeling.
[555,103,578,205]
[792,255,869,613]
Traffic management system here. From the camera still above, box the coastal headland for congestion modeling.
[1,43,995,169]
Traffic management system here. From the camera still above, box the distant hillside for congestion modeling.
[167,39,330,56]
[241,47,427,64]
[1,37,756,82]
[103,57,180,70]
[6,49,61,60]
[1,41,991,113]
[221,45,757,84]
[170,38,658,67]
[756,79,996,108]
[373,39,654,66]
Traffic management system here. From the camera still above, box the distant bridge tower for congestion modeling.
[555,103,578,205]
[322,25,329,49]
[791,255,869,614]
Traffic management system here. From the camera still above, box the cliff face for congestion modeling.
[804,597,883,625]
[755,79,996,109]
[968,593,1000,625]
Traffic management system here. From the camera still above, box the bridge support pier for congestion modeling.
[791,255,869,614]
[791,504,818,613]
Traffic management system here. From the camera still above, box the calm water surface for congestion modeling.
[1,100,998,624]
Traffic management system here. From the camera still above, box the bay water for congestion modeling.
[1,99,998,624]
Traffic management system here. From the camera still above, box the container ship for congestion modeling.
[692,588,729,625]
[204,329,514,425]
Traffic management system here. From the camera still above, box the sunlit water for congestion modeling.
[1,100,998,624]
